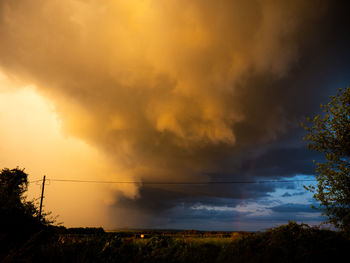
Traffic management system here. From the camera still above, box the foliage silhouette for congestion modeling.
[303,87,350,233]
[0,167,51,261]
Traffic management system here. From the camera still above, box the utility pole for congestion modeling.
[38,175,46,221]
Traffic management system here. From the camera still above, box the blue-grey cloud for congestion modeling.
[270,203,319,214]
[281,191,306,197]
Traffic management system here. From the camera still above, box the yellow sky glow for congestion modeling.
[0,72,138,227]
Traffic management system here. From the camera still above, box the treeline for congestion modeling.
[55,227,105,235]
[2,222,350,263]
[104,229,250,238]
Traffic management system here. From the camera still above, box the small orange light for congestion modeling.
[140,234,144,238]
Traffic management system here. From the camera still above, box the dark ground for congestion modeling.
[1,222,349,263]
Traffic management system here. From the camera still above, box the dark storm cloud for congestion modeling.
[110,199,324,230]
[113,180,280,217]
[114,185,267,215]
[237,147,322,177]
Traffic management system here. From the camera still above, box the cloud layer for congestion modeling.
[0,0,349,228]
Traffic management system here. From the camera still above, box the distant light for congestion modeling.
[140,234,145,238]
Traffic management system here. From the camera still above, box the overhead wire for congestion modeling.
[28,178,317,185]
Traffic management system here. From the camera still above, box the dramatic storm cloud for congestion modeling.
[0,0,349,229]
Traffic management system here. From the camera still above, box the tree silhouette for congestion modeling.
[303,87,350,233]
[0,167,47,254]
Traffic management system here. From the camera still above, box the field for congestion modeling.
[2,222,349,263]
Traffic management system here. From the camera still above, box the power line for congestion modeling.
[29,179,43,184]
[28,178,317,185]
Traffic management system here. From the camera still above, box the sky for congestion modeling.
[0,0,349,231]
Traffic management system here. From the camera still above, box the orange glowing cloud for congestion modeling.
[0,0,328,227]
